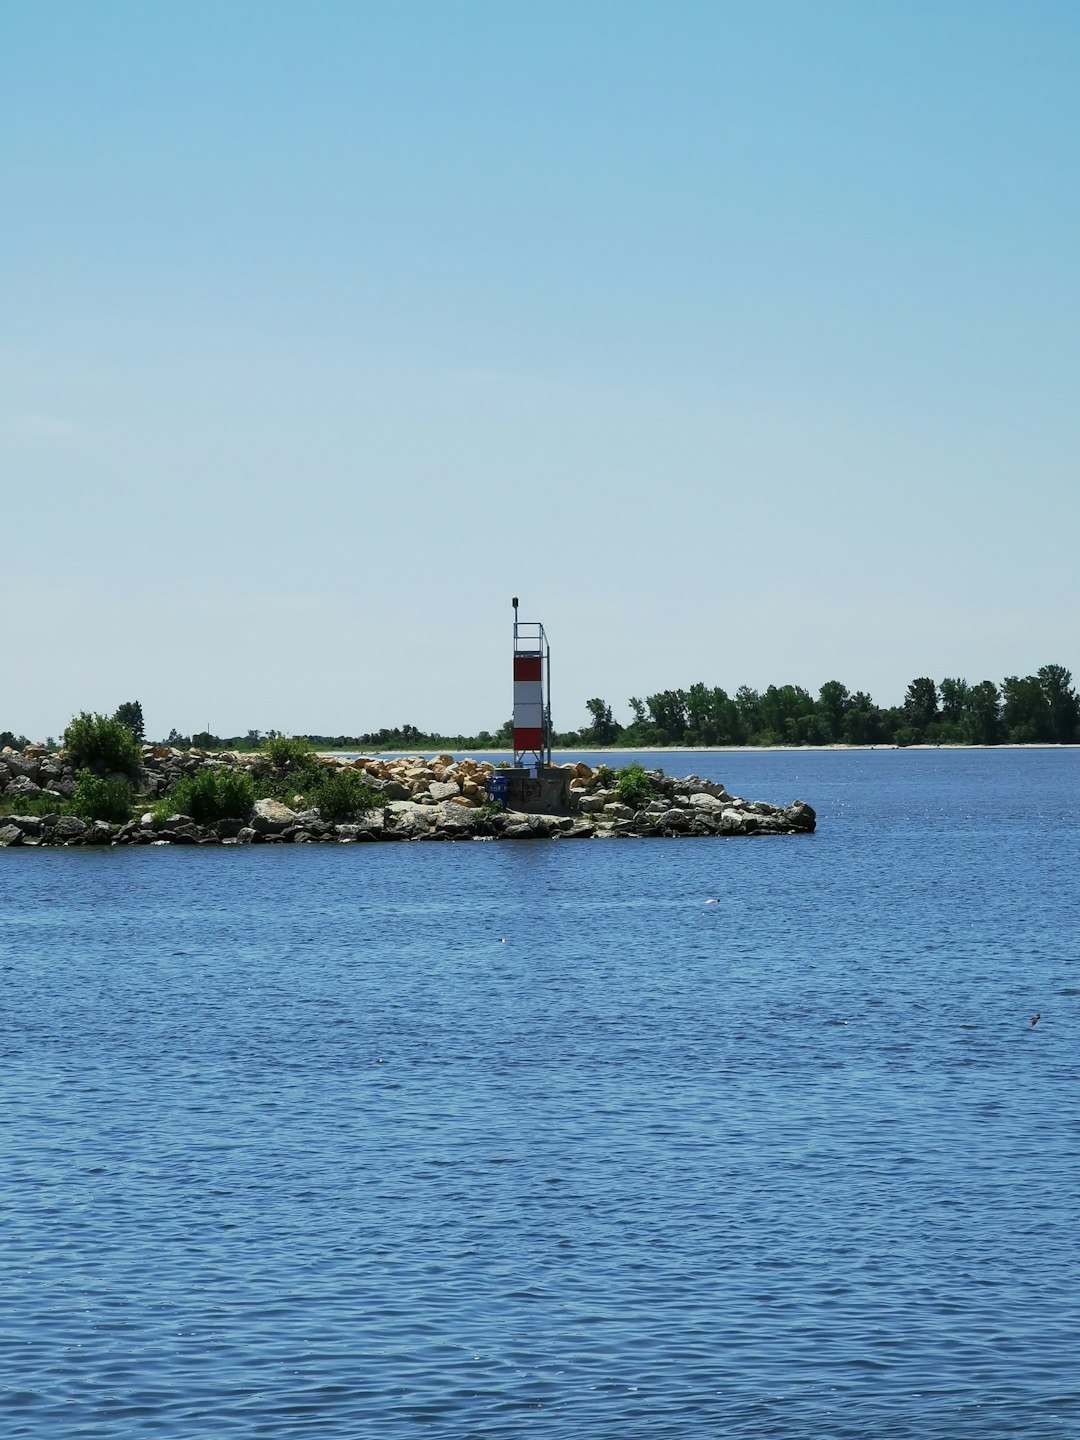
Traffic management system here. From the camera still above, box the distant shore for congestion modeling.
[323,742,1079,756]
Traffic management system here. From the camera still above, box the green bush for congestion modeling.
[63,712,142,774]
[594,764,616,787]
[615,762,654,809]
[264,734,314,771]
[167,767,255,825]
[71,771,135,824]
[309,769,380,822]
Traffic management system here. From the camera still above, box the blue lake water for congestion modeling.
[2,748,1078,1438]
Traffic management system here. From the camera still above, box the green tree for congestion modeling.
[735,686,762,739]
[1037,664,1080,743]
[903,678,939,736]
[646,690,688,743]
[1002,675,1049,742]
[113,700,145,744]
[759,685,815,745]
[63,712,142,774]
[816,681,851,743]
[842,692,883,744]
[967,680,1001,744]
[584,698,621,745]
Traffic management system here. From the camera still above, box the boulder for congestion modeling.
[428,780,460,802]
[251,798,297,834]
[433,803,480,836]
[576,794,607,813]
[781,800,816,832]
[5,755,40,781]
[689,792,724,811]
[7,815,43,836]
[51,816,87,841]
[4,776,42,800]
[0,824,22,847]
[655,807,692,832]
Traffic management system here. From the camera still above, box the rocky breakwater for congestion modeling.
[0,744,815,847]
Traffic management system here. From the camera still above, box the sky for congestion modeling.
[3,1,1079,741]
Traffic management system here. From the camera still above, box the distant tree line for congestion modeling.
[576,664,1080,748]
[6,666,1078,756]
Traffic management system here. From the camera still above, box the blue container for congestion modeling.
[487,774,509,804]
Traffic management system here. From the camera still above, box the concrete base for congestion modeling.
[504,766,571,815]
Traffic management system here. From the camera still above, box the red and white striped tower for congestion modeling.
[512,597,552,768]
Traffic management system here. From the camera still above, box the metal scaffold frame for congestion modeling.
[511,597,552,768]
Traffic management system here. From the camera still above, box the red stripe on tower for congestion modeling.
[514,656,542,682]
[513,727,544,749]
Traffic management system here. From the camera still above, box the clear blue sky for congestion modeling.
[3,1,1079,740]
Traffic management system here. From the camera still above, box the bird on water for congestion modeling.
[1031,1013,1041,1027]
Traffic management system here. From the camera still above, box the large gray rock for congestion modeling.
[428,780,460,802]
[6,815,43,836]
[251,798,297,834]
[689,792,725,812]
[380,780,412,801]
[387,804,434,839]
[781,800,816,832]
[576,793,607,813]
[0,824,22,846]
[51,816,87,841]
[433,802,479,835]
[5,755,40,781]
[4,776,42,800]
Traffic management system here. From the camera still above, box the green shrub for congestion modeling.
[71,771,135,824]
[63,712,142,774]
[615,762,654,809]
[309,768,380,822]
[594,764,616,787]
[264,734,314,771]
[167,767,255,825]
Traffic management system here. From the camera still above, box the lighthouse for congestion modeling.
[511,596,552,769]
[499,599,569,815]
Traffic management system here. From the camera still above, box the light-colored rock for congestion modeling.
[0,824,22,846]
[689,792,724,811]
[603,802,634,820]
[576,794,607,813]
[429,780,460,802]
[251,798,297,834]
